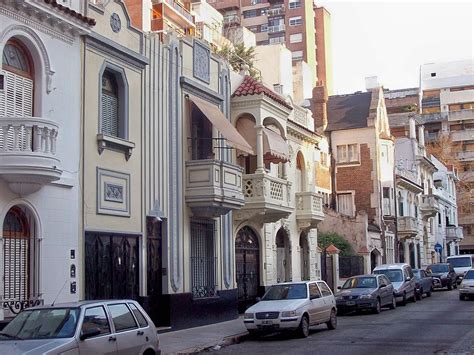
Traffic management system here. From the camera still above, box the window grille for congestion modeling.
[190,218,216,298]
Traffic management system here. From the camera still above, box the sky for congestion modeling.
[315,0,474,94]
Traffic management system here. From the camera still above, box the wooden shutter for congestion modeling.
[101,92,119,137]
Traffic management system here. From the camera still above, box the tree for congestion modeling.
[317,232,354,256]
[217,43,261,80]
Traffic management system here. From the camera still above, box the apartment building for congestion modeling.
[208,0,333,92]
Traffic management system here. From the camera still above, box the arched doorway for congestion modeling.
[276,228,290,283]
[370,249,381,272]
[299,233,310,280]
[2,206,37,307]
[236,226,260,313]
[398,242,405,263]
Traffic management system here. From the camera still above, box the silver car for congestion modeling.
[0,300,160,355]
[243,281,337,338]
[459,269,474,300]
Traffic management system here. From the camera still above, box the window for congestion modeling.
[128,303,148,328]
[1,40,34,117]
[251,0,262,4]
[317,282,333,297]
[309,283,321,299]
[289,16,302,26]
[292,51,303,61]
[260,24,268,32]
[82,306,110,336]
[290,33,303,43]
[337,144,359,163]
[100,67,127,139]
[289,0,302,9]
[191,218,216,298]
[108,303,138,332]
[337,193,354,217]
[269,36,285,44]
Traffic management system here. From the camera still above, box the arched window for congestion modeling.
[100,67,128,139]
[1,39,34,117]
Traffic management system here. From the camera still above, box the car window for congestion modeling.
[108,304,138,332]
[317,282,333,297]
[128,303,148,328]
[82,306,110,336]
[378,276,386,287]
[309,283,321,299]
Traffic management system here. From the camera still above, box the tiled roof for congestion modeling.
[43,0,96,26]
[326,91,372,131]
[232,75,292,110]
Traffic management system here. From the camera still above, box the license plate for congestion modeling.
[262,320,273,325]
[346,301,355,306]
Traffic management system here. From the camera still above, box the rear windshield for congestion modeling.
[427,264,449,273]
[464,270,474,279]
[374,269,403,282]
[447,257,472,268]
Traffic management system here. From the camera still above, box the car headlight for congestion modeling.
[281,310,297,317]
[359,294,373,299]
[244,313,254,319]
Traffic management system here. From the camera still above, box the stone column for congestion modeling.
[418,125,425,147]
[308,229,318,281]
[404,239,410,264]
[326,244,340,291]
[256,125,265,173]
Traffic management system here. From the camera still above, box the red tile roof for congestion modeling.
[232,75,292,110]
[43,0,96,26]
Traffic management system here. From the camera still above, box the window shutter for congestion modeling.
[0,70,33,118]
[101,92,119,137]
[4,237,29,300]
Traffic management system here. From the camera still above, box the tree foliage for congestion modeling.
[317,232,354,256]
[217,43,261,80]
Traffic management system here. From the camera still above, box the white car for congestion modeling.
[243,281,337,338]
[459,269,474,300]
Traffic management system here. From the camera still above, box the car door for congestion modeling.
[317,281,333,321]
[382,275,394,304]
[78,305,118,355]
[308,282,325,324]
[376,276,386,305]
[107,303,143,355]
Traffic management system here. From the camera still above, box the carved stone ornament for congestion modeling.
[193,41,210,83]
[110,13,121,33]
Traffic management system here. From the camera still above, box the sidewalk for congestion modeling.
[158,317,248,354]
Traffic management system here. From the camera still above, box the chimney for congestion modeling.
[312,83,328,131]
[365,76,381,91]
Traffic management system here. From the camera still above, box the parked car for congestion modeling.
[447,255,474,284]
[413,269,433,300]
[426,263,457,290]
[335,274,396,314]
[373,263,416,305]
[0,300,160,355]
[459,269,474,300]
[243,281,337,338]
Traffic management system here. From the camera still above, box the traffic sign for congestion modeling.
[434,243,443,253]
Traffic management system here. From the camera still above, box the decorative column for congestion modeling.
[308,229,318,281]
[404,239,410,265]
[256,125,265,173]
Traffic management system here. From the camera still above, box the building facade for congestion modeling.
[0,0,94,320]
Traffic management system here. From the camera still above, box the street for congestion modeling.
[211,290,474,354]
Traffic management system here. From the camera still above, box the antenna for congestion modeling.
[51,280,68,306]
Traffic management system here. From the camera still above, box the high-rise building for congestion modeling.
[208,0,333,93]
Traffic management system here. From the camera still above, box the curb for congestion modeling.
[169,331,249,354]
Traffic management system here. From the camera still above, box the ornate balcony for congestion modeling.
[0,117,62,195]
[234,173,293,223]
[185,159,244,217]
[295,192,325,229]
[419,194,440,219]
[446,226,463,241]
[397,216,418,238]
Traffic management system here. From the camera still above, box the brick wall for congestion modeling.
[335,144,376,220]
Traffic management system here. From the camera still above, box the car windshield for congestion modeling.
[427,264,448,273]
[0,308,80,340]
[342,277,377,289]
[374,269,403,282]
[262,284,307,300]
[464,270,474,279]
[447,257,472,268]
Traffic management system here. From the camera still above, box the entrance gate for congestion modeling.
[236,227,260,313]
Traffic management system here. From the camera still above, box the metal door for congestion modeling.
[147,218,165,326]
[236,227,260,313]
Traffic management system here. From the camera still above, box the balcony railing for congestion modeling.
[268,7,285,16]
[446,226,463,241]
[397,216,418,237]
[295,192,324,228]
[268,24,285,33]
[185,159,244,217]
[235,173,293,223]
[419,194,440,219]
[0,117,62,194]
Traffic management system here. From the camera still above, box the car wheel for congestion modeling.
[326,309,337,330]
[389,296,396,310]
[447,281,453,290]
[373,299,382,314]
[401,292,407,306]
[297,315,309,338]
[453,282,457,289]
[416,289,422,301]
[427,287,432,297]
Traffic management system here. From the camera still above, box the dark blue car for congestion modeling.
[413,269,433,299]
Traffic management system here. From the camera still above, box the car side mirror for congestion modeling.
[80,327,101,341]
[337,286,342,290]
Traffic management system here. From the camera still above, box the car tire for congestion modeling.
[447,281,453,290]
[401,292,407,306]
[389,296,396,310]
[416,289,422,301]
[453,282,457,289]
[427,287,432,297]
[297,315,309,338]
[326,309,337,330]
[373,299,382,314]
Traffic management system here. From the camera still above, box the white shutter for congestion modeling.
[4,237,29,300]
[101,93,119,136]
[0,70,33,117]
[337,193,354,217]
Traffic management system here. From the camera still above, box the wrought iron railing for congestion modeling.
[2,297,44,315]
[191,256,217,298]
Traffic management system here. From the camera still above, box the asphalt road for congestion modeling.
[211,289,474,354]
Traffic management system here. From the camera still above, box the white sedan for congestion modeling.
[243,281,337,338]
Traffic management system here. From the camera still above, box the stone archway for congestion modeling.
[370,249,381,272]
[276,228,291,283]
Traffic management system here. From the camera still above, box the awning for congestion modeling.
[188,94,254,155]
[236,117,289,163]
